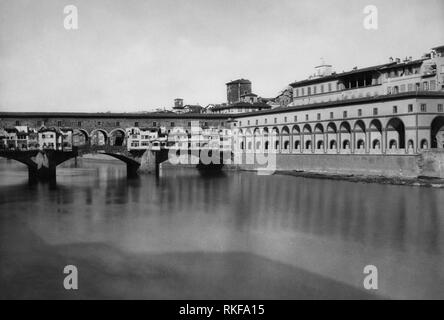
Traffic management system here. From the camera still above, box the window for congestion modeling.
[247,120,250,125]
[154,121,158,127]
[313,86,317,94]
[204,122,208,127]
[294,115,297,122]
[438,104,443,112]
[387,86,392,94]
[255,119,258,125]
[274,118,277,124]
[328,83,332,92]
[135,122,139,127]
[400,84,406,92]
[420,104,427,112]
[116,121,120,126]
[408,83,413,92]
[423,82,429,91]
[317,113,321,120]
[58,121,62,127]
[307,87,311,95]
[264,119,267,124]
[284,116,287,122]
[97,121,101,126]
[170,122,175,127]
[295,88,299,97]
[321,85,324,93]
[408,104,413,112]
[301,88,305,96]
[393,106,398,114]
[330,112,333,119]
[373,108,378,116]
[305,114,309,121]
[15,121,20,126]
[78,121,82,127]
[358,109,362,116]
[430,80,436,91]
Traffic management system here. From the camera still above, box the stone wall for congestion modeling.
[417,150,444,178]
[232,152,444,178]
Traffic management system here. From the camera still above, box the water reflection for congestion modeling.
[0,158,444,299]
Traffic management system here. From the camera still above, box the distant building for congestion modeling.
[5,128,18,149]
[234,44,444,155]
[60,128,73,150]
[183,105,203,114]
[0,128,7,149]
[275,86,293,108]
[173,98,185,114]
[240,92,258,104]
[126,127,164,151]
[208,101,271,114]
[226,79,252,105]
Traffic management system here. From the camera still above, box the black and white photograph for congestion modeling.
[1,0,444,306]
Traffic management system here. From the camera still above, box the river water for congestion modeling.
[0,158,443,299]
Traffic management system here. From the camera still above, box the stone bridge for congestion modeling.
[0,145,232,182]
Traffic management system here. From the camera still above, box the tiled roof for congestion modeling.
[0,112,230,119]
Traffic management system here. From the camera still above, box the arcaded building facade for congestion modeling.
[233,45,444,155]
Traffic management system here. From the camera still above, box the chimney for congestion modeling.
[396,58,401,63]
[389,57,394,63]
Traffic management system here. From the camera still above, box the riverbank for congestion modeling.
[273,170,444,188]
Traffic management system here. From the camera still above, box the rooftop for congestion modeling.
[226,78,251,85]
[0,112,230,119]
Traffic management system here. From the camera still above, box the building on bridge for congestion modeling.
[0,112,229,149]
[232,45,444,155]
[38,127,62,150]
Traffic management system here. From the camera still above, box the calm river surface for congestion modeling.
[1,158,444,299]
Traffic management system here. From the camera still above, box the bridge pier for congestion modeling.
[0,149,78,182]
[28,163,57,182]
[138,149,167,174]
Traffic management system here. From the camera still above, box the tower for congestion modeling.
[226,79,252,104]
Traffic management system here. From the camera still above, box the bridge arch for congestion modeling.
[90,129,108,146]
[73,129,89,146]
[109,128,126,146]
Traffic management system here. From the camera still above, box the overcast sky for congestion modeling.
[0,0,443,112]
